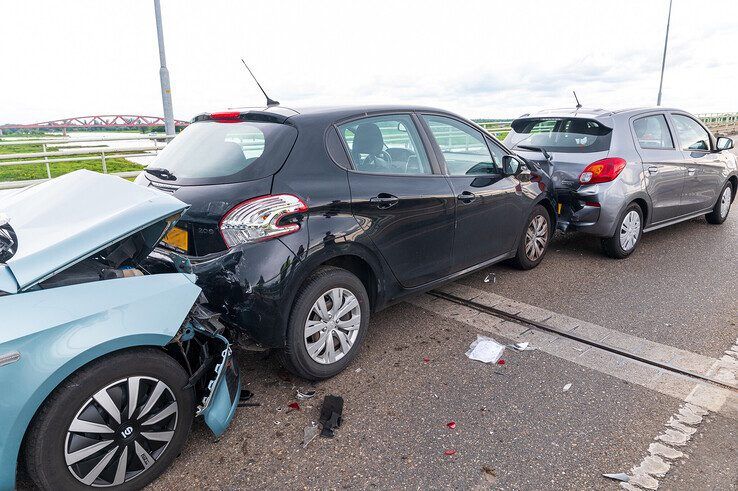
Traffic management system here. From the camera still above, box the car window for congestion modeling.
[507,117,613,153]
[672,114,710,151]
[421,115,502,176]
[633,114,674,149]
[338,115,431,175]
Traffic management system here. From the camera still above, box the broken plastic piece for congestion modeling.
[287,402,301,412]
[444,449,457,456]
[484,273,496,284]
[508,342,533,351]
[297,389,316,400]
[497,359,505,365]
[602,472,629,482]
[465,335,505,364]
[302,422,319,448]
[563,383,572,392]
[319,395,344,438]
[423,357,430,363]
[447,421,456,429]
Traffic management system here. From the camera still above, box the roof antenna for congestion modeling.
[240,58,279,107]
[573,91,582,109]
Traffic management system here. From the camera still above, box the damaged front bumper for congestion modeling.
[171,300,241,437]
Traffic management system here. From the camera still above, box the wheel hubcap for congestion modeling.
[65,376,178,487]
[720,186,731,218]
[524,214,548,261]
[304,287,361,364]
[619,210,641,251]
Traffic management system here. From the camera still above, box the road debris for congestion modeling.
[319,395,344,438]
[497,359,506,365]
[297,389,316,400]
[508,341,534,351]
[302,422,319,448]
[562,383,572,392]
[482,466,497,483]
[423,357,430,363]
[602,472,630,482]
[484,273,496,284]
[444,449,457,456]
[238,390,261,407]
[465,335,505,364]
[447,421,456,429]
[287,402,301,412]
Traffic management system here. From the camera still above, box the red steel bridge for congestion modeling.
[0,115,190,132]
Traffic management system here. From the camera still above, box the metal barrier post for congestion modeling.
[101,151,107,174]
[42,143,51,179]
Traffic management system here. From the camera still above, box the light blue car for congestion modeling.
[0,170,241,490]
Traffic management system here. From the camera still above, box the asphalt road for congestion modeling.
[150,186,738,489]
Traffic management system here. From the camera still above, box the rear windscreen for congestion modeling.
[149,121,297,185]
[508,118,612,153]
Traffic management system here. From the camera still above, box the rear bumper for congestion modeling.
[555,184,617,237]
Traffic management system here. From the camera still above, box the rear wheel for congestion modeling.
[280,266,370,380]
[601,203,643,259]
[511,204,551,270]
[24,349,194,490]
[705,182,733,224]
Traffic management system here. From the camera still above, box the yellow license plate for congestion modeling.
[162,227,188,253]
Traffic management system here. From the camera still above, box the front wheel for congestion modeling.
[24,349,194,490]
[601,204,643,259]
[705,182,733,224]
[511,204,552,270]
[280,266,370,380]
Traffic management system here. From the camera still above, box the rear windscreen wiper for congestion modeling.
[144,167,177,181]
[514,145,553,162]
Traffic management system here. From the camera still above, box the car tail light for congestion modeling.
[219,194,307,247]
[210,111,241,121]
[578,158,627,185]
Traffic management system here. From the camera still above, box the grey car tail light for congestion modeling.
[219,194,308,247]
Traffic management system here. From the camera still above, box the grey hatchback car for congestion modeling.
[504,107,737,258]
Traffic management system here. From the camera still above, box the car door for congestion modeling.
[419,114,521,272]
[338,113,456,288]
[631,113,686,223]
[670,113,725,214]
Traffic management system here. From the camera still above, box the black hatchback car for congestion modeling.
[137,105,556,379]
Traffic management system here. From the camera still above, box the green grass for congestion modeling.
[0,139,143,182]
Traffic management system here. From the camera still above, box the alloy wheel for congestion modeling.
[524,214,548,261]
[720,186,732,218]
[304,287,361,364]
[619,210,641,251]
[64,376,178,487]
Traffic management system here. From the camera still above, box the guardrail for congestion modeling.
[0,134,172,190]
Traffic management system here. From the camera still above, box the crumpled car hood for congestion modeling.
[0,169,187,293]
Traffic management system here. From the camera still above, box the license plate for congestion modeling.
[162,226,188,253]
[557,203,563,215]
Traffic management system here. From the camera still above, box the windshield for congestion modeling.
[150,121,298,185]
[508,118,612,153]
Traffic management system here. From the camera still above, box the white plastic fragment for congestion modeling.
[297,389,317,400]
[465,335,505,364]
[562,383,572,392]
[302,422,319,448]
[508,342,534,351]
[602,472,629,482]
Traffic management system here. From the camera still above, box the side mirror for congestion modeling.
[502,155,527,176]
[716,136,734,151]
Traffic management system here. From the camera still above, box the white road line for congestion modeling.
[407,283,738,420]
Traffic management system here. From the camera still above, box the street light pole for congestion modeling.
[656,0,673,106]
[153,0,175,135]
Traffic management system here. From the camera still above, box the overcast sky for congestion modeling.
[2,0,737,123]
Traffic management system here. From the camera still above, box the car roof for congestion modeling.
[514,106,688,121]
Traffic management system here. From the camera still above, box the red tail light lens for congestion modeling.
[219,194,307,247]
[579,157,627,185]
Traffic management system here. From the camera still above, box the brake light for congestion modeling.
[210,111,241,121]
[219,194,308,247]
[579,158,627,185]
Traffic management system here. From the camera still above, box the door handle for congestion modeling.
[369,193,399,209]
[457,191,477,203]
[687,168,696,176]
[648,165,659,175]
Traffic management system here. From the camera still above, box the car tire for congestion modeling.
[24,348,194,490]
[280,266,370,380]
[511,204,552,270]
[705,182,733,225]
[601,203,643,259]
